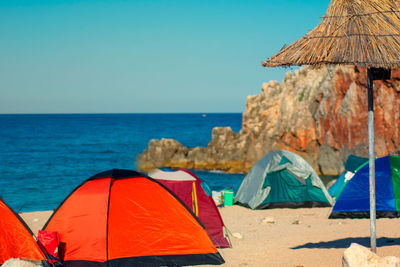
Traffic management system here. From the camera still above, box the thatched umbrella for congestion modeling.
[262,0,400,252]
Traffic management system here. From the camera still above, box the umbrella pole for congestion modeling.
[367,68,376,253]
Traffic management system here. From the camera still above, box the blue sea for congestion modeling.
[0,113,245,212]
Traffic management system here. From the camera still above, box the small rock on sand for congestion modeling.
[232,232,243,239]
[342,243,400,267]
[2,258,44,267]
[261,217,275,224]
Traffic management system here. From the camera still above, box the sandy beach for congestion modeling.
[21,206,400,267]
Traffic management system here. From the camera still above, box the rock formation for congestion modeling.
[137,66,400,175]
[342,243,400,267]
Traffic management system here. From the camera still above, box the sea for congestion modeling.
[0,113,246,212]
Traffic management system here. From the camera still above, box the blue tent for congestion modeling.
[328,155,368,198]
[329,155,400,219]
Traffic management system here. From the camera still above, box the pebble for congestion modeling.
[232,232,243,239]
[261,217,275,224]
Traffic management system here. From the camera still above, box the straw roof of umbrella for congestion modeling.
[262,0,400,68]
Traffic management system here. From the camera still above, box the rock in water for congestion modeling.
[137,66,400,175]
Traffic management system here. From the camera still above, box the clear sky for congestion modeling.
[0,0,331,114]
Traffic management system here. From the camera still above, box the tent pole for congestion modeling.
[367,68,376,253]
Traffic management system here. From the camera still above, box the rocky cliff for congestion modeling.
[137,66,400,175]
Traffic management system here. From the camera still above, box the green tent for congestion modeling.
[235,150,333,209]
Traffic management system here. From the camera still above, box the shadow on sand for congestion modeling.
[291,237,400,249]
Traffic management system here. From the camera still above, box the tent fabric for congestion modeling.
[328,171,347,198]
[0,198,48,265]
[235,150,333,209]
[344,155,369,173]
[38,230,61,265]
[148,169,196,181]
[148,168,230,248]
[330,156,400,219]
[43,169,224,267]
[328,154,368,198]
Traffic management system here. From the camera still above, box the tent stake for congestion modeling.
[367,68,377,253]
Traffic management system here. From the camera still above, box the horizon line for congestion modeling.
[0,112,243,115]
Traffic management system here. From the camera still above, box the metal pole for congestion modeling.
[367,68,376,253]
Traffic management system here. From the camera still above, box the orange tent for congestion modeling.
[0,197,48,265]
[43,169,224,266]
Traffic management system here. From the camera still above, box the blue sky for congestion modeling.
[0,0,330,113]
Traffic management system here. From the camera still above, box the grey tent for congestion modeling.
[235,150,333,209]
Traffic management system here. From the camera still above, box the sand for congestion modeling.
[21,206,400,267]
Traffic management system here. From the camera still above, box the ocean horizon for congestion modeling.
[0,112,336,212]
[0,113,245,212]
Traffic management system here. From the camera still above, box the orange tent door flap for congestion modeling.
[108,177,218,259]
[0,199,46,264]
[44,178,111,262]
